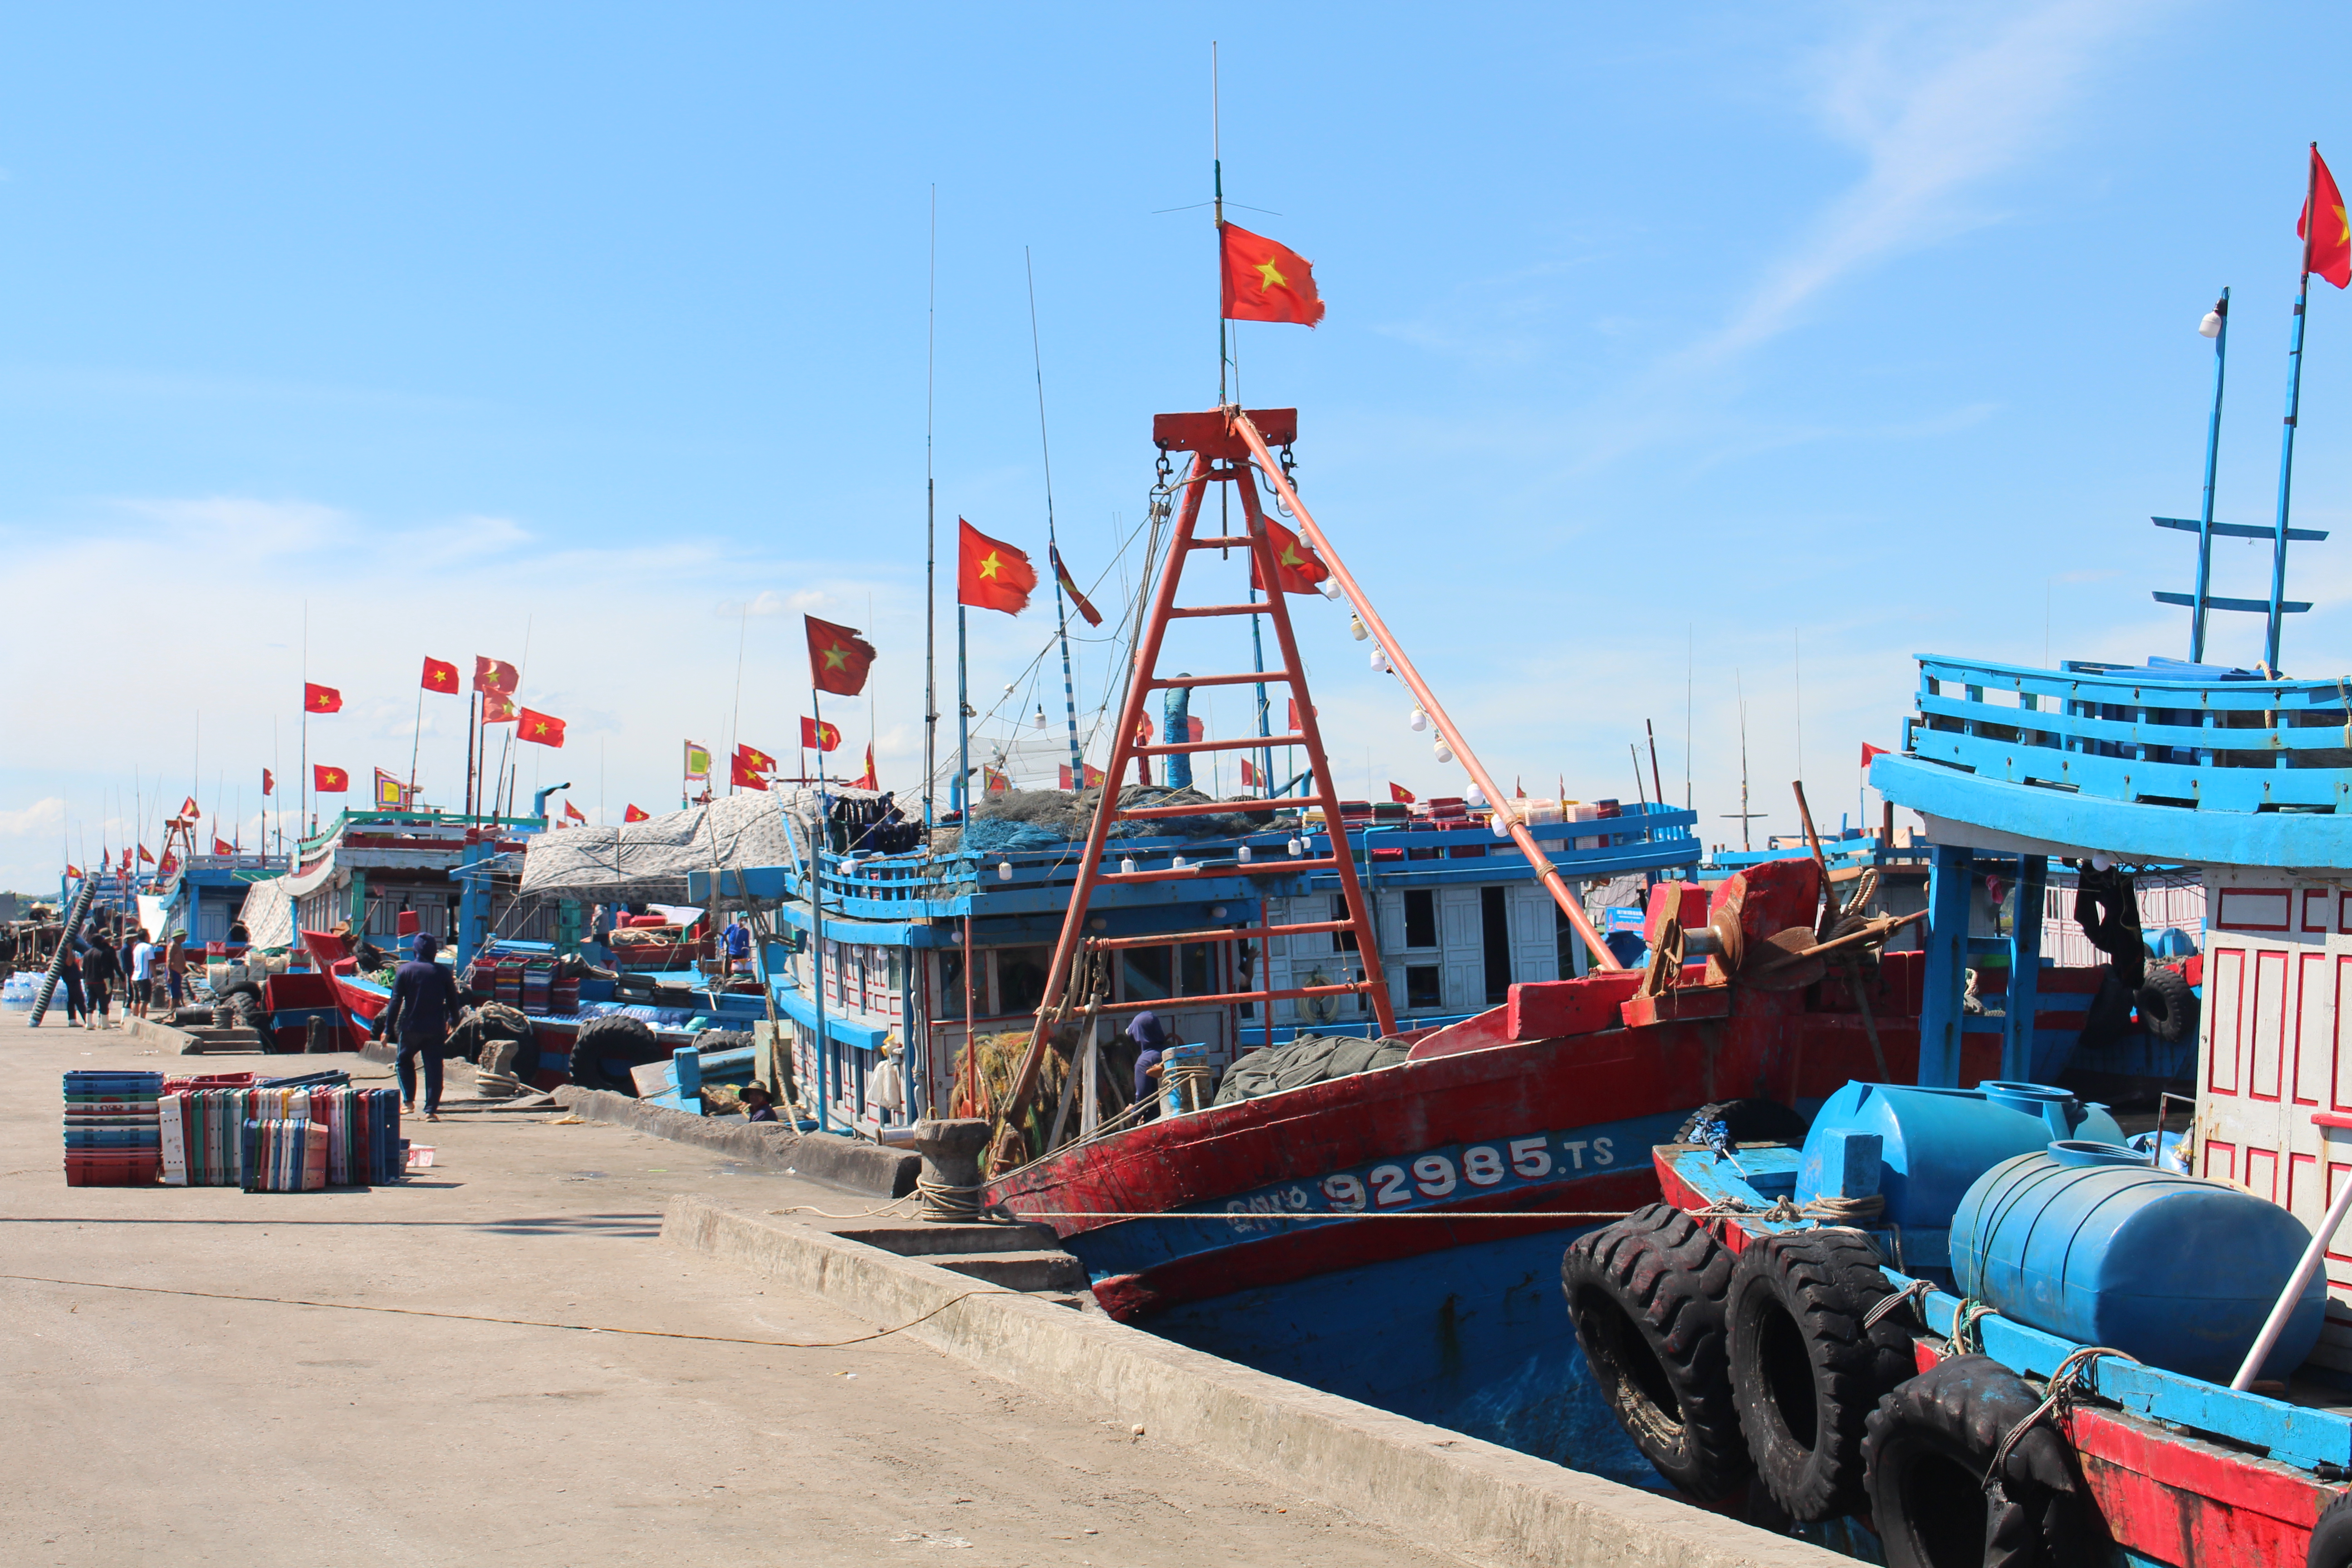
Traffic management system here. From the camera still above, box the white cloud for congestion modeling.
[0,798,66,841]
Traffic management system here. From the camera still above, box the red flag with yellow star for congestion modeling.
[518,709,567,748]
[421,656,459,693]
[304,682,342,714]
[481,692,519,724]
[805,615,877,696]
[956,519,1036,616]
[2302,144,2351,289]
[314,765,349,793]
[474,656,518,695]
[800,717,840,753]
[1250,515,1332,595]
[1220,223,1325,326]
[737,744,776,774]
[854,743,877,790]
[624,804,650,823]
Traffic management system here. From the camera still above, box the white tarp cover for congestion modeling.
[517,789,874,906]
[235,876,296,950]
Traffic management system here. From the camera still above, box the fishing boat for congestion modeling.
[961,404,1947,1476]
[1565,245,2352,1560]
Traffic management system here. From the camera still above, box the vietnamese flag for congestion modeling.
[1250,515,1330,596]
[624,805,650,823]
[1240,757,1260,789]
[1049,543,1102,627]
[2302,144,2351,289]
[738,744,777,774]
[564,800,586,823]
[137,844,155,865]
[474,656,518,695]
[213,837,236,856]
[314,764,348,793]
[519,709,567,748]
[800,717,841,753]
[806,615,877,696]
[1220,223,1326,326]
[422,656,460,693]
[854,743,877,790]
[957,519,1036,616]
[180,795,198,819]
[1861,742,1892,770]
[262,768,274,796]
[304,682,343,714]
[482,691,519,724]
[65,864,81,879]
[1390,782,1416,804]
[730,754,769,792]
[1058,763,1107,790]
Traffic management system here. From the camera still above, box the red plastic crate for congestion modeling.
[65,1152,161,1187]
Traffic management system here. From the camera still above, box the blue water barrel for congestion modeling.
[1951,1144,2325,1382]
[1796,1081,2125,1228]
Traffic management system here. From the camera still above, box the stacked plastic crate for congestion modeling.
[63,1071,163,1185]
[160,1081,403,1188]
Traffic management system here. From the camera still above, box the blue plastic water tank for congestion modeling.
[1795,1081,2125,1228]
[1951,1143,2324,1383]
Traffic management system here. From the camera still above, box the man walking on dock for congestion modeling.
[374,932,462,1121]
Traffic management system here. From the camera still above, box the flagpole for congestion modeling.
[2267,146,2323,673]
[810,684,833,1135]
[955,605,971,817]
[1213,40,1225,406]
[407,673,425,807]
[923,183,939,833]
[300,601,309,841]
[2192,288,2231,662]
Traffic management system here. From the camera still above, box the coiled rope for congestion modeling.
[1982,1344,2139,1494]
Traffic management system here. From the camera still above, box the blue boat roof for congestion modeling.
[1872,652,2352,867]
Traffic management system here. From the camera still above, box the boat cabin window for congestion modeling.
[1406,965,1442,1009]
[936,949,969,1018]
[1178,941,1214,996]
[1481,887,1512,1005]
[1329,895,1359,952]
[995,946,1051,1015]
[1404,889,1437,950]
[1122,945,1174,1002]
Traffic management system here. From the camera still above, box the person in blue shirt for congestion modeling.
[373,933,462,1120]
[721,917,752,976]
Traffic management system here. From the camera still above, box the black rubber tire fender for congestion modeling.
[1676,1098,1811,1148]
[569,1014,660,1095]
[2311,1488,2352,1568]
[2134,964,2199,1047]
[1726,1226,1915,1521]
[1863,1354,2102,1568]
[1559,1203,1750,1501]
[697,1029,754,1054]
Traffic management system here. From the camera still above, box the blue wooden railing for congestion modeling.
[1906,655,2352,813]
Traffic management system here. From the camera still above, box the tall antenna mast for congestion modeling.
[923,184,939,828]
[1721,672,1766,852]
[1026,248,1085,784]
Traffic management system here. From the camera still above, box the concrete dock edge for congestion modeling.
[662,1192,1839,1568]
[560,1088,919,1196]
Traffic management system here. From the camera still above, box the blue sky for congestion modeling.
[4,1,2350,888]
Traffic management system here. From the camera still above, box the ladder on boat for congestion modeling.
[992,407,1622,1159]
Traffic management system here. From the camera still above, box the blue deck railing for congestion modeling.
[1906,655,2352,813]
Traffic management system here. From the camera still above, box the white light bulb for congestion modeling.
[1287,837,1303,857]
[1210,905,1228,920]
[1492,817,1510,838]
[1409,708,1428,732]
[2199,311,2223,339]
[1465,784,1487,808]
[1120,856,1137,875]
[1350,615,1368,642]
[1171,855,1188,872]
[1033,706,1046,730]
[2090,852,2112,872]
[1318,578,1343,599]
[1238,844,1252,862]
[1371,648,1391,674]
[997,860,1013,881]
[1434,740,1454,764]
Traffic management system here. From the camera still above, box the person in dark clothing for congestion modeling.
[82,934,121,1028]
[58,945,88,1028]
[739,1083,779,1122]
[374,932,462,1119]
[1127,1010,1169,1117]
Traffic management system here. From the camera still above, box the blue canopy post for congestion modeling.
[2001,854,2048,1083]
[1917,843,1974,1088]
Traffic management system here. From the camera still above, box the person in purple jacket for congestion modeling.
[373,933,462,1120]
